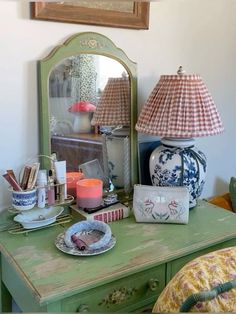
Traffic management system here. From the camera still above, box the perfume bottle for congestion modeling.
[36,170,47,208]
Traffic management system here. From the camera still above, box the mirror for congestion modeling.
[38,32,138,197]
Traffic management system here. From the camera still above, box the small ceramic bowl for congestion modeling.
[12,189,36,211]
[14,206,64,229]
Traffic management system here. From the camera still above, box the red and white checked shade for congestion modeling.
[91,77,130,126]
[135,74,224,137]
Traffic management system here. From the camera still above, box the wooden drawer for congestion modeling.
[61,265,165,312]
[167,238,236,281]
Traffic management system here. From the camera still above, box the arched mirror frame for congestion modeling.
[37,32,138,193]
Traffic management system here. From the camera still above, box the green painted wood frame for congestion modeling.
[37,32,138,192]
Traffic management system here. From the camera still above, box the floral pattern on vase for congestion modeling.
[149,145,207,208]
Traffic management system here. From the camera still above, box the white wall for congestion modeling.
[1,0,236,211]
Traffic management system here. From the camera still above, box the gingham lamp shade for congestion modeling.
[91,77,130,126]
[135,72,224,138]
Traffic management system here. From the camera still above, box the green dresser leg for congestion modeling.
[0,253,12,312]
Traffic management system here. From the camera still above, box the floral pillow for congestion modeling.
[152,247,236,312]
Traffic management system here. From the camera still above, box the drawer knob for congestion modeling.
[148,278,159,291]
[76,304,89,312]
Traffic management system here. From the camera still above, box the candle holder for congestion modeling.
[66,172,84,198]
[76,178,103,209]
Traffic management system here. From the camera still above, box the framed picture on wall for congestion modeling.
[31,2,150,29]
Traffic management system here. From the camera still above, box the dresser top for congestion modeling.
[1,201,236,305]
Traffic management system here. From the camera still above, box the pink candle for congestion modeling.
[76,178,103,208]
[66,172,84,198]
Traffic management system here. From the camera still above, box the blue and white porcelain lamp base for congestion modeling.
[149,138,207,208]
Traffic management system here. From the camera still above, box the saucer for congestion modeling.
[55,232,116,256]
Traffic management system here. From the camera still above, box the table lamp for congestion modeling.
[135,66,224,208]
[91,76,131,190]
[91,76,130,132]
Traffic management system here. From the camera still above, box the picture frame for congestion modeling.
[103,134,130,192]
[31,2,150,30]
[79,159,105,183]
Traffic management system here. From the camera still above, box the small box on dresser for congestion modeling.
[70,202,130,222]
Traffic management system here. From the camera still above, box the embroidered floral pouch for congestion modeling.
[133,184,189,224]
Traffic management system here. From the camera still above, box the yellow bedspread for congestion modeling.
[153,247,236,312]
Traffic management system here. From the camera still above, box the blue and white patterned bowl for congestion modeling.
[12,189,36,211]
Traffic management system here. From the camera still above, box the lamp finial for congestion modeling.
[177,66,186,75]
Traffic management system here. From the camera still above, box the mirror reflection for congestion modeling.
[48,54,131,192]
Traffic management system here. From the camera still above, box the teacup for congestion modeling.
[12,189,36,211]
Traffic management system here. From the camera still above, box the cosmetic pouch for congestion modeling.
[133,184,189,224]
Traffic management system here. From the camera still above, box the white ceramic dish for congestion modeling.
[55,232,116,256]
[14,206,64,229]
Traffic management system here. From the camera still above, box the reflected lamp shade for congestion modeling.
[91,77,130,127]
[135,67,224,208]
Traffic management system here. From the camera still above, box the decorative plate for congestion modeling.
[55,231,116,256]
[13,206,64,229]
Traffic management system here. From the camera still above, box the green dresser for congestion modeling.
[1,200,236,312]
